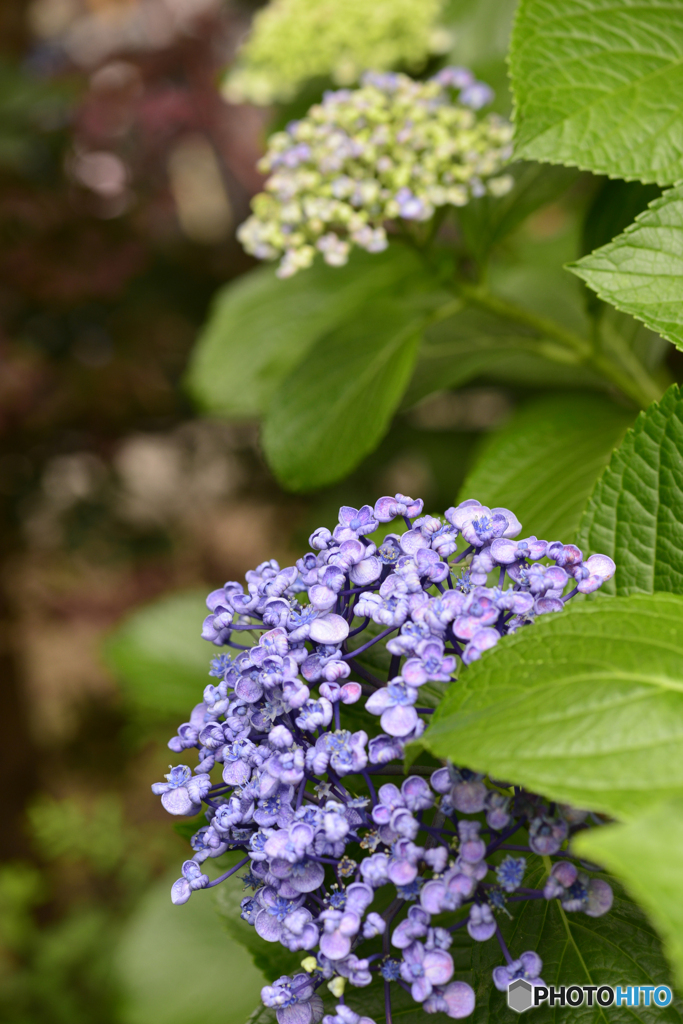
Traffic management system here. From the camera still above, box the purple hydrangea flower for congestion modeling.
[152,491,616,1023]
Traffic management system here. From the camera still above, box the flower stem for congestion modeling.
[458,283,661,409]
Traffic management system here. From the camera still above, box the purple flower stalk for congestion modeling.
[152,495,616,1021]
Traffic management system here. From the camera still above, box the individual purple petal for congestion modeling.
[491,507,522,538]
[381,703,419,737]
[460,81,494,108]
[349,556,381,585]
[346,882,374,914]
[374,496,399,522]
[440,980,476,1018]
[401,776,433,811]
[489,537,518,564]
[235,675,264,703]
[320,929,352,960]
[534,597,564,615]
[585,879,613,917]
[278,998,323,1024]
[544,566,569,590]
[161,788,198,816]
[430,767,451,794]
[171,877,192,904]
[453,615,484,640]
[452,780,487,814]
[467,903,496,941]
[444,499,481,530]
[365,688,392,715]
[308,584,337,610]
[470,627,499,652]
[400,529,431,555]
[340,682,362,704]
[424,948,454,985]
[222,758,251,786]
[519,952,543,978]
[584,553,616,580]
[255,910,283,942]
[577,575,603,594]
[291,860,326,892]
[309,614,349,644]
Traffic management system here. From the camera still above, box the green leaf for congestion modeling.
[570,185,683,349]
[261,297,424,491]
[574,796,683,990]
[186,246,428,418]
[577,384,683,595]
[104,590,210,718]
[243,861,679,1024]
[456,393,633,542]
[421,593,683,820]
[460,862,681,1024]
[457,162,580,265]
[213,877,301,982]
[115,870,264,1024]
[510,0,683,183]
[581,179,662,260]
[403,307,603,409]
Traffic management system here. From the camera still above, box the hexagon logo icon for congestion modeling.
[508,978,534,1013]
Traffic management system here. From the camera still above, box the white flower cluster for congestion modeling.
[223,0,448,105]
[237,69,514,277]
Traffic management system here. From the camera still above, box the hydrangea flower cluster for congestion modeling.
[152,495,616,1023]
[223,0,447,105]
[237,70,514,277]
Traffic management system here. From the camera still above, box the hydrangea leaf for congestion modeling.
[422,593,683,820]
[213,876,301,981]
[510,0,683,183]
[573,796,683,990]
[570,186,683,349]
[115,870,264,1024]
[577,384,683,595]
[104,590,211,718]
[580,179,662,262]
[186,246,427,418]
[245,865,680,1024]
[456,393,633,542]
[261,297,425,491]
[457,162,580,265]
[403,309,603,410]
[462,863,681,1024]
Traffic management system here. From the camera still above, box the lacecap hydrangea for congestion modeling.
[237,69,513,278]
[153,496,616,1023]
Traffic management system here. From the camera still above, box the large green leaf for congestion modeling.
[115,870,263,1024]
[421,593,683,820]
[261,297,424,491]
[245,861,679,1024]
[457,162,580,266]
[213,876,301,982]
[104,590,211,718]
[461,862,681,1024]
[455,393,633,541]
[186,246,428,418]
[578,384,683,595]
[403,307,603,409]
[570,186,683,350]
[510,0,683,183]
[581,179,662,261]
[574,797,683,990]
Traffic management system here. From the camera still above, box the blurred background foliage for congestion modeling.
[0,0,679,1021]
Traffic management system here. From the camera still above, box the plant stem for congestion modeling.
[459,283,661,409]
